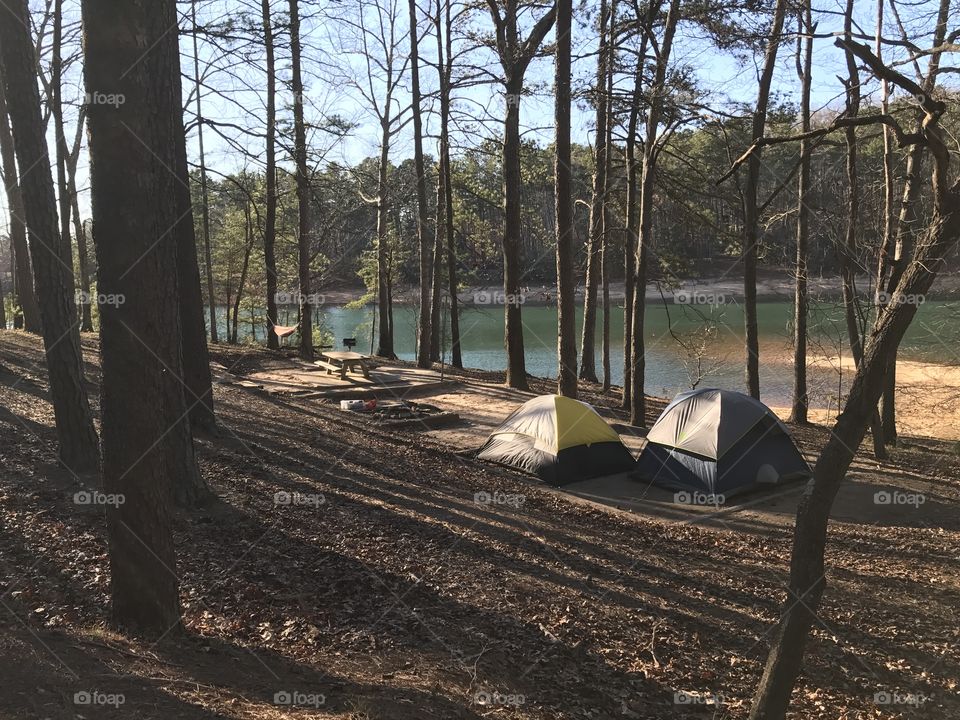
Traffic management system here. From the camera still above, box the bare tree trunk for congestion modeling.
[409,0,431,368]
[749,39,958,720]
[51,0,76,329]
[0,0,99,473]
[578,0,609,383]
[430,175,443,361]
[555,0,576,397]
[790,2,812,424]
[486,0,555,390]
[877,0,949,444]
[190,0,218,344]
[840,0,862,367]
[742,0,787,399]
[622,139,637,410]
[630,0,679,426]
[167,20,219,445]
[840,0,886,459]
[621,8,652,411]
[875,0,895,442]
[751,174,960,720]
[232,202,254,344]
[65,117,93,333]
[82,0,188,636]
[445,176,461,367]
[289,0,313,360]
[261,0,279,350]
[439,0,460,368]
[430,96,442,362]
[375,117,395,358]
[0,75,40,333]
[600,7,615,392]
[502,76,528,390]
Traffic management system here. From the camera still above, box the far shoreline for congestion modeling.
[309,272,960,308]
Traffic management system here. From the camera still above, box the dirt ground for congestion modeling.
[768,355,960,443]
[1,330,959,719]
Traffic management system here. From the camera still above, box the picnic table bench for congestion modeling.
[314,351,372,381]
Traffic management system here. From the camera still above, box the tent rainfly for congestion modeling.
[477,395,636,485]
[633,388,811,497]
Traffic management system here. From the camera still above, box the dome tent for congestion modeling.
[477,395,636,485]
[633,388,810,497]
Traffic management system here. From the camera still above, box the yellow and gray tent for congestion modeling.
[477,395,635,485]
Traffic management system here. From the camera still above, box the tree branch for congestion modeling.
[717,113,922,185]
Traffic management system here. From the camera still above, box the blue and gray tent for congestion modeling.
[633,388,811,497]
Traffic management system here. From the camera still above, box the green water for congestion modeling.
[217,299,960,406]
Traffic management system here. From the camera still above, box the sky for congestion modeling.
[1,0,956,239]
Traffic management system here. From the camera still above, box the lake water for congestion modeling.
[217,299,959,406]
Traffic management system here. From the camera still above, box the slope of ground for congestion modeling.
[0,330,958,719]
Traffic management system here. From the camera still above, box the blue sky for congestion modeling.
[1,0,955,233]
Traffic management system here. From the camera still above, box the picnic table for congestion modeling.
[314,351,372,381]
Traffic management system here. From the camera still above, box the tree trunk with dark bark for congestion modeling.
[621,6,652,411]
[486,0,555,390]
[874,0,895,443]
[0,0,99,473]
[554,0,576,397]
[840,0,886,460]
[232,202,254,344]
[376,117,395,358]
[749,37,958,719]
[171,25,218,443]
[0,75,40,333]
[261,0,279,350]
[600,9,614,392]
[876,0,949,445]
[502,76,528,390]
[629,0,679,426]
[438,0,460,368]
[66,120,93,333]
[409,0,431,369]
[289,0,313,361]
[430,186,443,361]
[190,0,218,345]
[82,0,190,636]
[51,0,76,330]
[578,0,609,384]
[790,2,812,424]
[742,0,787,400]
